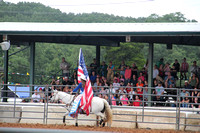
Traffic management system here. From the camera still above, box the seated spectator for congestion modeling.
[90,71,97,84]
[31,89,41,103]
[124,66,132,85]
[120,94,130,106]
[119,74,125,83]
[164,63,171,77]
[118,87,127,99]
[189,73,199,89]
[164,72,175,88]
[156,58,165,69]
[181,93,190,108]
[90,58,98,74]
[153,65,163,83]
[120,80,125,86]
[180,88,190,102]
[126,82,132,93]
[99,86,106,96]
[153,82,165,102]
[103,95,109,102]
[190,61,199,76]
[184,80,193,95]
[38,88,45,103]
[63,86,70,93]
[131,74,137,87]
[143,80,149,102]
[133,95,142,106]
[113,75,120,83]
[101,76,107,85]
[71,71,77,83]
[138,71,145,82]
[180,57,189,80]
[106,83,116,94]
[153,79,158,87]
[113,79,120,91]
[191,97,200,108]
[55,80,62,91]
[111,94,116,106]
[191,88,200,102]
[62,77,71,88]
[136,79,144,99]
[128,87,136,101]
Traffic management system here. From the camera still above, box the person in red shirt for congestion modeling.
[126,82,132,93]
[133,95,141,106]
[136,79,144,98]
[138,72,145,82]
[124,66,132,85]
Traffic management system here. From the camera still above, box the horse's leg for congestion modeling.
[63,112,69,125]
[96,116,99,127]
[75,116,78,126]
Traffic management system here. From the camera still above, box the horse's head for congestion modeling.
[49,90,59,103]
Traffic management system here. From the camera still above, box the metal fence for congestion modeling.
[0,84,200,130]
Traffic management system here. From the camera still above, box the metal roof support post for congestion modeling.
[2,50,8,102]
[30,42,35,92]
[96,45,100,67]
[148,43,154,106]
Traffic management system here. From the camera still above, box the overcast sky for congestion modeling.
[4,0,200,22]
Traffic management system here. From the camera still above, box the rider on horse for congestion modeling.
[69,75,86,117]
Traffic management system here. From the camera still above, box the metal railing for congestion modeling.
[0,84,200,130]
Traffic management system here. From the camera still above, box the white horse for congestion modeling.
[50,90,112,127]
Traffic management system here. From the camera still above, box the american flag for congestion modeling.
[78,48,93,115]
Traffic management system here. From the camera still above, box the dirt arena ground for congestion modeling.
[0,123,198,133]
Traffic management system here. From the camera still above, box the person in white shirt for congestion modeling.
[154,82,165,101]
[31,89,41,103]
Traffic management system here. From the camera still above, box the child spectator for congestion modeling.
[90,71,97,84]
[120,94,130,106]
[107,61,115,83]
[126,82,132,93]
[136,79,144,98]
[128,87,136,101]
[111,94,116,106]
[181,93,190,108]
[133,95,142,106]
[31,89,41,103]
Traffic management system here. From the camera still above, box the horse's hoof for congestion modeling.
[99,119,103,125]
[102,123,105,127]
[63,123,66,126]
[75,123,78,127]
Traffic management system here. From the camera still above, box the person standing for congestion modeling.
[180,58,189,80]
[60,57,70,77]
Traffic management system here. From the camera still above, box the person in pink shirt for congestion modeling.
[111,94,116,106]
[120,94,130,106]
[125,66,132,85]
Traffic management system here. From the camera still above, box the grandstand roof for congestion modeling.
[0,22,200,46]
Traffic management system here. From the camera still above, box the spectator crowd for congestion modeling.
[31,57,200,108]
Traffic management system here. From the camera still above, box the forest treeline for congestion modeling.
[0,0,199,84]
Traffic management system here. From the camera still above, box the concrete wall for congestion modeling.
[137,111,185,130]
[185,114,200,131]
[0,106,22,123]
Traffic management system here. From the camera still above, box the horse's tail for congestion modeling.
[102,99,112,126]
